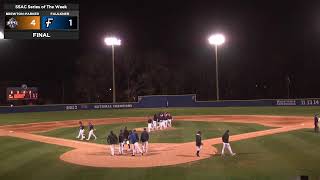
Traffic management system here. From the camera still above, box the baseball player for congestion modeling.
[86,122,97,140]
[167,113,173,127]
[118,129,125,155]
[221,130,236,156]
[147,117,153,132]
[140,128,150,153]
[129,130,143,156]
[196,131,203,157]
[107,131,118,156]
[314,114,319,133]
[164,112,168,128]
[123,127,130,150]
[153,113,158,130]
[76,121,85,140]
[159,112,165,130]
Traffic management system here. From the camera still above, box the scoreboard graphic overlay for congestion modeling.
[7,87,38,101]
[4,4,79,39]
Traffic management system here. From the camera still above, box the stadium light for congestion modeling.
[104,36,121,103]
[0,31,4,39]
[208,33,225,101]
[104,37,121,46]
[208,34,225,46]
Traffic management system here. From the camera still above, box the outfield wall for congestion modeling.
[0,94,320,113]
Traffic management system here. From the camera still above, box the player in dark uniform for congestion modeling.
[107,131,118,156]
[222,130,236,156]
[123,126,130,150]
[195,131,203,157]
[141,128,150,153]
[118,129,125,155]
[129,130,143,156]
[314,114,319,133]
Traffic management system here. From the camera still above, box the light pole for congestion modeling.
[208,34,225,101]
[104,37,121,103]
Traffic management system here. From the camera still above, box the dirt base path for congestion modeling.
[0,115,313,168]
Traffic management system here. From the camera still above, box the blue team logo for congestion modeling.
[45,18,54,28]
[6,17,18,29]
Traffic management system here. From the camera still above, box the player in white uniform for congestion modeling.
[159,113,165,130]
[76,121,85,140]
[147,117,153,132]
[167,113,173,127]
[86,122,97,140]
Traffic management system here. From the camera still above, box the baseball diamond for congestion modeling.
[0,114,315,168]
[0,107,320,180]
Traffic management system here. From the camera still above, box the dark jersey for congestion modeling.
[118,132,124,143]
[196,134,202,146]
[89,124,94,130]
[80,125,84,130]
[107,134,118,144]
[135,132,139,142]
[141,131,149,142]
[148,118,152,123]
[123,129,129,139]
[222,132,229,143]
[315,116,319,126]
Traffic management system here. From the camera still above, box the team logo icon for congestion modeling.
[6,17,18,29]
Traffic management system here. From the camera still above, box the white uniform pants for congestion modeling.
[142,141,148,153]
[153,121,157,130]
[222,143,234,155]
[86,129,97,140]
[77,129,85,140]
[160,121,165,129]
[119,142,124,154]
[147,123,152,132]
[168,119,172,127]
[196,145,202,151]
[110,144,115,156]
[133,142,142,155]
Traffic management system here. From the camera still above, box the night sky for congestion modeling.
[1,0,320,104]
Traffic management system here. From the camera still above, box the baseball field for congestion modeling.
[0,106,320,179]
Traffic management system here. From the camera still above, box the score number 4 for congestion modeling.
[31,19,36,26]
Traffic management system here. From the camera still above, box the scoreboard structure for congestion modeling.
[7,87,38,101]
[4,3,79,39]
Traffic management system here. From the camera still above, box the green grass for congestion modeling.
[0,106,319,125]
[40,121,272,143]
[1,129,320,180]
